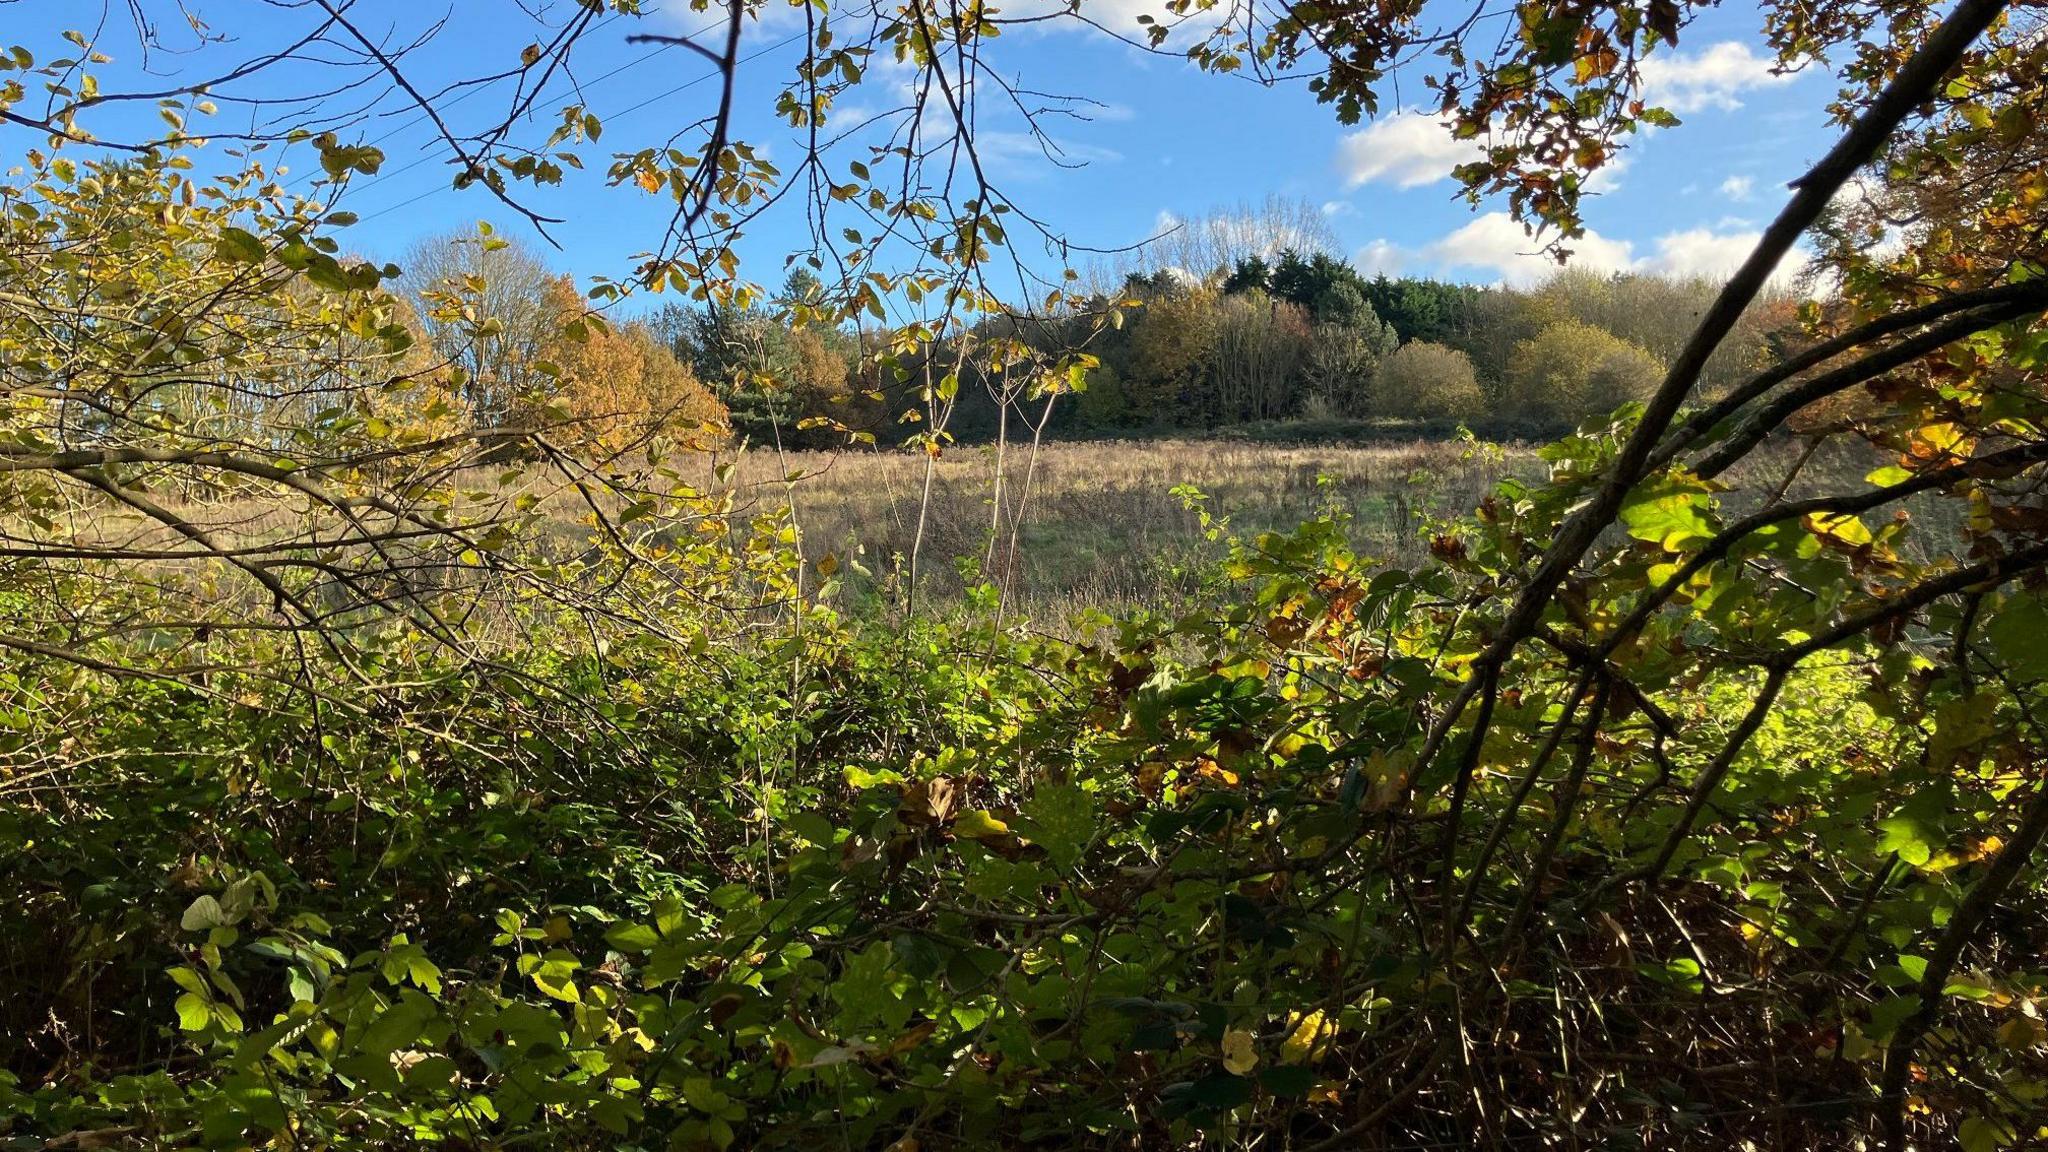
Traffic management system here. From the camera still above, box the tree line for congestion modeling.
[401,224,1804,453]
[956,244,1803,440]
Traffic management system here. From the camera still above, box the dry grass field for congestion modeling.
[691,437,1532,616]
[16,435,1527,630]
[31,430,1922,627]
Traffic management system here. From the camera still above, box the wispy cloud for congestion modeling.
[979,130,1123,179]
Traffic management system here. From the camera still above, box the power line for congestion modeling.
[329,20,711,200]
[351,26,807,227]
[606,27,804,122]
[321,12,722,203]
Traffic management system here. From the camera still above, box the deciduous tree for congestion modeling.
[539,277,728,458]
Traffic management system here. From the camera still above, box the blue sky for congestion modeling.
[10,1,1835,295]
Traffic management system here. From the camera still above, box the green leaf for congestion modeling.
[830,943,897,1028]
[1876,814,1936,867]
[1986,590,2048,683]
[1928,694,1997,771]
[953,809,1010,839]
[604,922,661,953]
[215,227,266,265]
[1018,783,1096,872]
[175,993,212,1031]
[1959,1115,2015,1152]
[1865,994,1922,1042]
[1620,476,1716,551]
[529,951,582,1003]
[357,991,438,1056]
[304,256,353,294]
[167,965,208,996]
[1257,1064,1317,1097]
[181,895,227,932]
[1161,1072,1254,1117]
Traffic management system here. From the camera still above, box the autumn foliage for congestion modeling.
[4,2,2048,1151]
[540,276,729,456]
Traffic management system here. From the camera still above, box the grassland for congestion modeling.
[37,429,1918,631]
[698,437,1531,616]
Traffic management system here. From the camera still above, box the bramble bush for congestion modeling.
[6,1,2048,1149]
[8,409,2048,1147]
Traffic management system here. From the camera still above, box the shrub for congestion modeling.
[1073,362,1133,426]
[1374,340,1484,420]
[1584,339,1668,415]
[1504,319,1665,425]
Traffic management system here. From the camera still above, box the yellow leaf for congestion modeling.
[1281,1009,1332,1064]
[1574,46,1618,83]
[636,168,663,194]
[1221,1027,1258,1075]
[1804,511,1873,547]
[884,1019,937,1056]
[1998,1014,2044,1051]
[953,810,1009,839]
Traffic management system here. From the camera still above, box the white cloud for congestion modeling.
[1585,154,1631,195]
[1357,213,1806,290]
[820,102,892,131]
[1640,227,1757,279]
[1639,41,1795,113]
[1337,112,1483,190]
[1826,172,1910,260]
[1339,114,1628,194]
[1719,174,1755,201]
[1076,0,1171,31]
[1422,212,1635,287]
[1002,0,1178,34]
[1321,201,1355,218]
[1830,171,1890,218]
[649,0,806,40]
[1639,226,1806,288]
[1353,239,1405,278]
